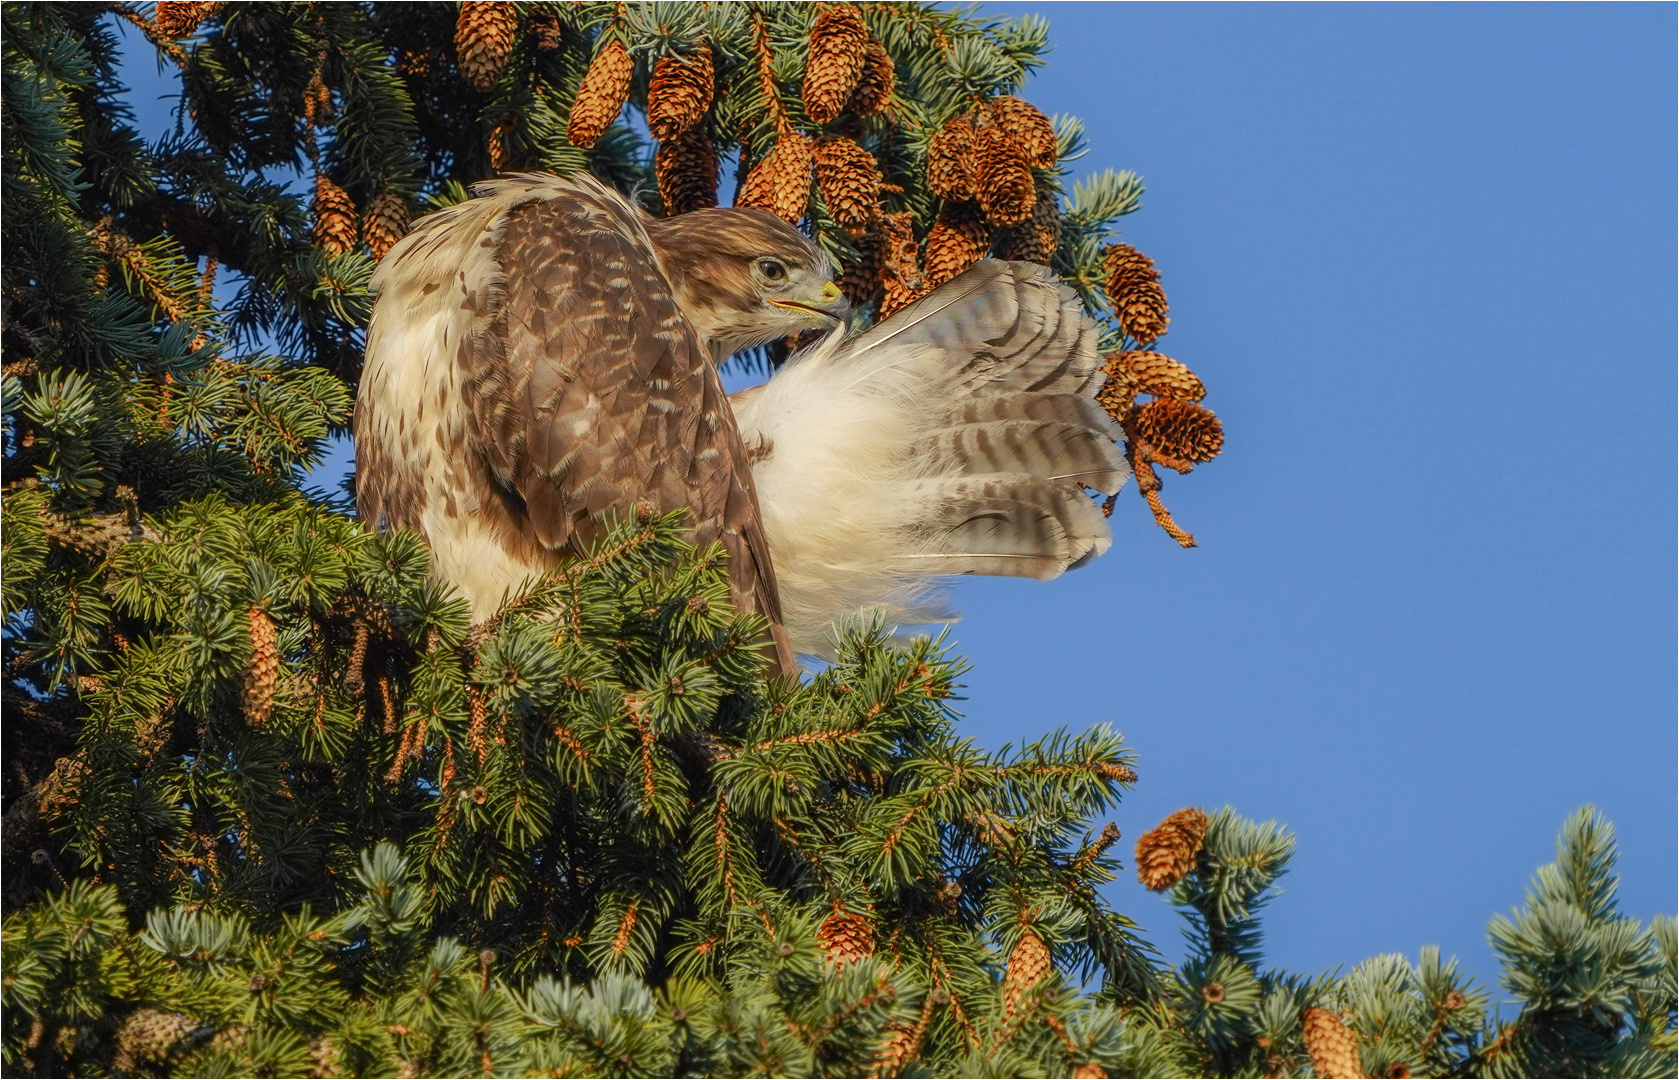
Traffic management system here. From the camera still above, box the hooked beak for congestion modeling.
[771,281,850,324]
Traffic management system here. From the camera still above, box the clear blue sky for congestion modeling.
[112,5,1675,988]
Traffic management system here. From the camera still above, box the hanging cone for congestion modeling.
[873,995,936,1078]
[1113,350,1205,402]
[878,211,923,316]
[154,1,212,39]
[568,38,633,146]
[1102,243,1170,344]
[840,229,883,308]
[647,44,714,140]
[1070,1066,1107,1080]
[528,10,563,51]
[986,95,1059,167]
[923,200,993,290]
[974,121,1035,226]
[1302,1008,1366,1079]
[816,910,875,969]
[847,39,895,117]
[242,608,279,727]
[1002,184,1060,265]
[737,132,815,224]
[1134,807,1209,891]
[656,127,719,215]
[363,192,410,260]
[814,136,882,237]
[454,2,518,92]
[1001,929,1053,1019]
[311,175,358,256]
[1133,400,1223,466]
[802,4,870,123]
[487,120,513,171]
[927,113,978,201]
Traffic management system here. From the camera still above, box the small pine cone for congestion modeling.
[1115,351,1206,402]
[847,39,895,117]
[454,2,518,92]
[803,4,870,123]
[1071,1066,1108,1080]
[986,95,1058,167]
[487,121,512,171]
[1001,930,1053,1019]
[839,230,883,308]
[1002,184,1060,265]
[737,132,815,224]
[528,10,563,51]
[311,175,358,256]
[656,127,719,215]
[154,1,208,39]
[1302,1008,1366,1079]
[878,211,923,316]
[363,192,410,260]
[113,1009,199,1075]
[243,608,279,727]
[973,121,1035,227]
[568,38,633,146]
[647,45,714,141]
[814,136,882,237]
[1103,243,1170,344]
[927,113,977,201]
[923,200,994,290]
[1135,807,1210,892]
[1132,399,1223,465]
[817,910,876,969]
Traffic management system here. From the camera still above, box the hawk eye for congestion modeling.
[757,259,787,281]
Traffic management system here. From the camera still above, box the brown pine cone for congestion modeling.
[568,38,633,147]
[814,136,882,237]
[974,121,1035,227]
[647,44,714,141]
[816,910,875,969]
[986,95,1058,168]
[847,39,895,117]
[113,1009,200,1075]
[363,192,410,260]
[1103,243,1170,344]
[1302,1008,1366,1079]
[840,230,883,308]
[656,127,719,215]
[528,10,563,51]
[1001,929,1053,1019]
[154,1,209,39]
[878,211,923,316]
[1071,1066,1107,1080]
[1114,351,1206,402]
[454,2,518,93]
[1132,399,1223,465]
[1002,184,1060,265]
[927,113,978,201]
[243,608,279,727]
[737,132,815,224]
[487,120,513,171]
[311,175,358,256]
[803,4,870,123]
[1135,808,1210,892]
[923,200,993,290]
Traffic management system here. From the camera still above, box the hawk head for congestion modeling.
[647,208,849,359]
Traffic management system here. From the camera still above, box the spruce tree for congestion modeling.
[1,4,1671,1078]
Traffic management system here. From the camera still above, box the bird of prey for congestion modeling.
[356,172,1126,671]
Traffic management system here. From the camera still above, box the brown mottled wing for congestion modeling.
[465,184,792,670]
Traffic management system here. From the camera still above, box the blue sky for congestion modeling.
[112,4,1675,988]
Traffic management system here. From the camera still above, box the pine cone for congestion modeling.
[113,1009,199,1075]
[243,608,279,727]
[817,910,875,969]
[1103,243,1170,344]
[924,200,993,290]
[878,211,923,316]
[1132,399,1223,465]
[927,113,978,201]
[1302,1008,1366,1079]
[454,2,518,92]
[1135,807,1209,892]
[154,1,210,39]
[847,39,895,117]
[840,230,883,308]
[1002,185,1060,265]
[647,45,714,141]
[528,10,563,51]
[974,121,1035,227]
[737,132,814,224]
[487,120,513,171]
[1071,1066,1107,1080]
[803,4,870,123]
[986,95,1059,167]
[814,136,882,237]
[656,128,719,215]
[568,38,633,146]
[363,192,410,260]
[311,175,358,256]
[1001,929,1053,1019]
[1114,351,1206,402]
